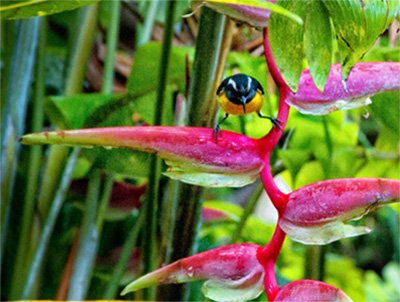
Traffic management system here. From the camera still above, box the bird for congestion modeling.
[213,73,280,140]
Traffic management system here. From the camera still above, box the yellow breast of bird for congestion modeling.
[217,92,264,115]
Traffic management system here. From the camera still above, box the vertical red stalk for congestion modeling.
[257,225,286,300]
[256,28,292,301]
[259,28,291,211]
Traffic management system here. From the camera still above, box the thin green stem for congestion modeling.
[159,180,181,265]
[304,245,326,281]
[136,0,159,47]
[322,116,333,178]
[158,8,226,301]
[67,170,101,300]
[142,2,177,300]
[38,3,98,219]
[187,8,225,127]
[102,0,121,94]
[21,148,79,299]
[96,174,114,231]
[103,210,145,299]
[9,18,46,299]
[67,4,119,295]
[231,183,264,243]
[64,4,98,95]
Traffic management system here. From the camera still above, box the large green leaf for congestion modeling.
[0,0,97,19]
[304,0,333,91]
[269,0,308,92]
[323,0,400,77]
[127,42,193,94]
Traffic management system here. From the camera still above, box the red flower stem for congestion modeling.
[259,156,288,213]
[259,28,290,211]
[257,224,286,301]
[257,28,292,301]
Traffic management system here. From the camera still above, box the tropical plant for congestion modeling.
[2,0,399,301]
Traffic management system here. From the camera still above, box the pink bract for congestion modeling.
[121,243,265,302]
[20,126,264,187]
[280,178,400,244]
[274,280,352,302]
[287,62,400,115]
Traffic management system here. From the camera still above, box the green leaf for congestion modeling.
[279,149,310,181]
[323,0,400,78]
[0,0,97,19]
[127,42,193,95]
[304,0,333,91]
[46,93,119,129]
[269,0,308,92]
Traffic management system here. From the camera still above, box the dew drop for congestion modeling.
[187,266,194,277]
[103,146,113,150]
[197,137,207,144]
[230,141,242,152]
[37,11,47,16]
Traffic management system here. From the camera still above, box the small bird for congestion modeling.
[213,73,279,140]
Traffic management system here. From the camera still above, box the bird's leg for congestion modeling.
[257,112,282,130]
[213,113,229,142]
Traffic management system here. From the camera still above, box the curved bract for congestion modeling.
[121,243,265,302]
[287,62,400,115]
[20,126,264,187]
[274,280,352,302]
[280,178,400,244]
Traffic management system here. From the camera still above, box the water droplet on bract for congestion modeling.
[230,141,242,151]
[187,266,194,277]
[37,11,47,16]
[197,137,207,144]
[103,146,113,150]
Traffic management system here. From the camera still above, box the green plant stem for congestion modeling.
[67,170,101,300]
[158,8,226,301]
[21,148,79,299]
[304,245,326,281]
[96,174,114,231]
[159,180,181,264]
[141,2,177,300]
[187,8,225,127]
[66,4,119,296]
[231,182,264,243]
[103,210,145,299]
[322,116,333,178]
[1,17,40,272]
[38,3,98,218]
[9,18,46,299]
[136,0,159,47]
[102,0,121,94]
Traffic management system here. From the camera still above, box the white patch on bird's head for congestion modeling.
[228,78,237,91]
[247,77,252,93]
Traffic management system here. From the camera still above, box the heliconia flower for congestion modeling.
[280,178,400,245]
[121,243,264,302]
[274,280,352,302]
[20,126,264,187]
[287,62,400,115]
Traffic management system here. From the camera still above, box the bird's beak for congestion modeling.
[241,97,246,113]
